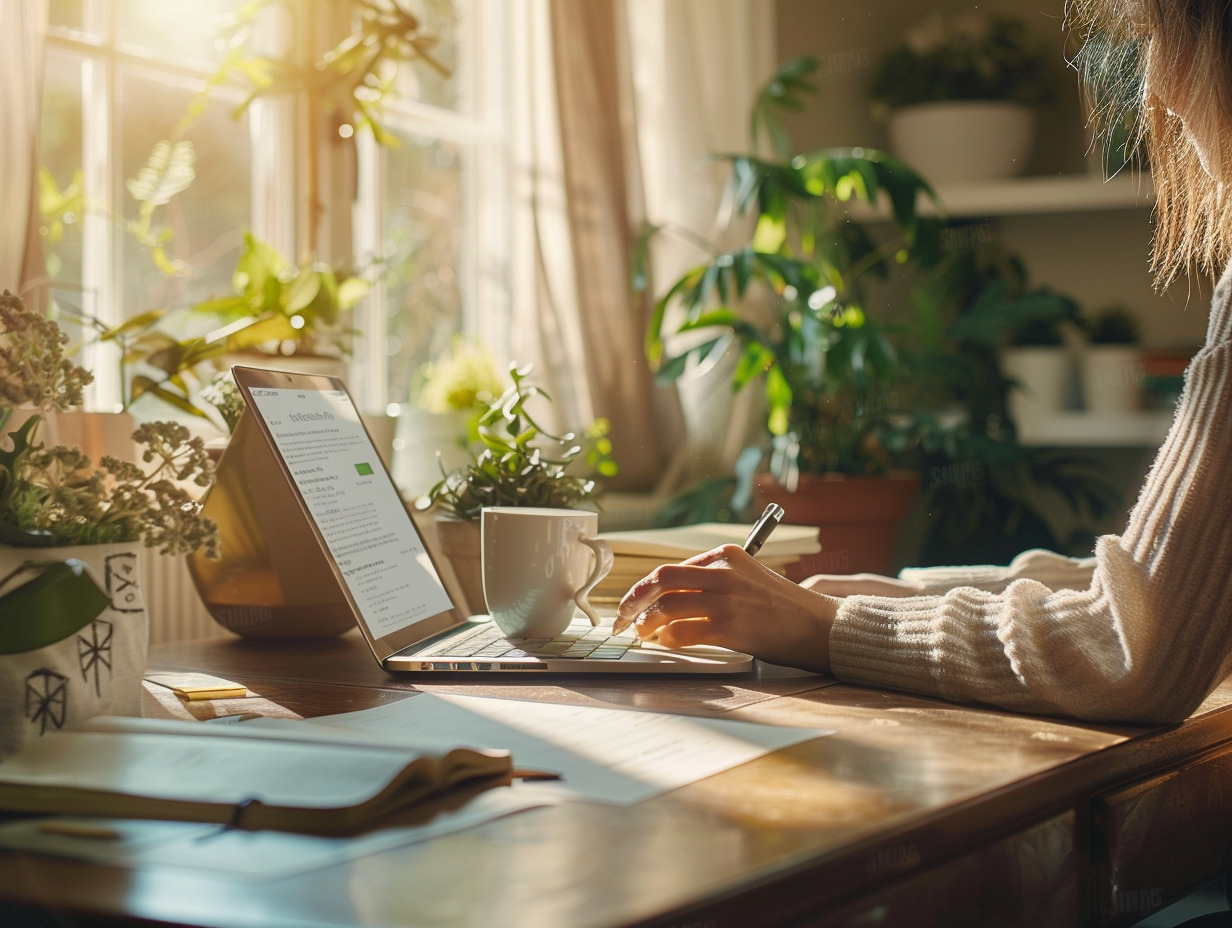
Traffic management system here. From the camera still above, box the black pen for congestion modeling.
[742,503,785,556]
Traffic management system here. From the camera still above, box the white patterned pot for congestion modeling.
[0,542,148,763]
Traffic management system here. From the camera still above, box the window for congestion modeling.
[40,0,509,419]
[350,0,511,416]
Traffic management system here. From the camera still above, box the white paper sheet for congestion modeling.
[274,693,830,805]
[0,786,558,881]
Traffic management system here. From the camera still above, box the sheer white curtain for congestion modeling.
[625,0,775,489]
[506,0,774,496]
[0,0,48,306]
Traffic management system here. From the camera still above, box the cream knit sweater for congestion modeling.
[829,267,1232,724]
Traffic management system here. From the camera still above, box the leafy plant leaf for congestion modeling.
[127,141,197,209]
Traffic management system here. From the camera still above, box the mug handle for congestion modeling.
[573,536,614,626]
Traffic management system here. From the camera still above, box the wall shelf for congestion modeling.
[855,173,1153,223]
[927,173,1153,218]
[1017,409,1173,448]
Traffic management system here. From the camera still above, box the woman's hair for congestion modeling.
[1067,0,1232,285]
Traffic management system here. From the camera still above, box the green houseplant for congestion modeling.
[85,231,371,428]
[644,58,1117,574]
[870,11,1053,184]
[0,290,217,760]
[906,242,1119,565]
[998,297,1079,430]
[422,363,616,613]
[869,12,1051,111]
[642,56,943,575]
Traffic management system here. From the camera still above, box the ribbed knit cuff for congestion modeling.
[829,590,1004,702]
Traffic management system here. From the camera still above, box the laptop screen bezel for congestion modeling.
[229,364,468,662]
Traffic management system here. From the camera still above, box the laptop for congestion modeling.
[225,365,754,675]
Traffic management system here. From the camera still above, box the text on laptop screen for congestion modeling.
[244,385,454,637]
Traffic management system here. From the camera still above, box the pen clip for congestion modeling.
[742,503,785,555]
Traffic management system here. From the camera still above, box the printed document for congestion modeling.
[269,693,830,805]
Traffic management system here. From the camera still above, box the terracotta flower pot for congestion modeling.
[434,516,484,616]
[754,472,920,579]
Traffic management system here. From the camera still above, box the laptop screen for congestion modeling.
[232,366,456,645]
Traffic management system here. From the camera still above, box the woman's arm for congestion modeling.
[620,280,1232,724]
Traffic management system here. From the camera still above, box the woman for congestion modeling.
[616,0,1232,724]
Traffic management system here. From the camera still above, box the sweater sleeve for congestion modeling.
[828,272,1232,724]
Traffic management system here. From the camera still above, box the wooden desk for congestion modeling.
[3,631,1232,928]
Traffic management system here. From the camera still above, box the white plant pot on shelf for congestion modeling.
[1082,345,1142,413]
[1002,346,1073,430]
[888,101,1035,184]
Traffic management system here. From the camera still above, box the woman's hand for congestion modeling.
[615,545,838,673]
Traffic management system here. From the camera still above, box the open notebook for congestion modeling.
[220,366,753,675]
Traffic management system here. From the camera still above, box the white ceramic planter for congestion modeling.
[1082,345,1142,413]
[888,101,1035,184]
[392,409,474,497]
[1002,346,1073,428]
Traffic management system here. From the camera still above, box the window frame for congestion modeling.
[43,0,510,417]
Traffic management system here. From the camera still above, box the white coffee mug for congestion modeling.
[481,507,614,639]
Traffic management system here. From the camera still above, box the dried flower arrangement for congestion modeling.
[0,291,217,556]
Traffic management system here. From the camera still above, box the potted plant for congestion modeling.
[1001,313,1078,431]
[189,232,370,367]
[906,242,1118,566]
[1079,304,1143,413]
[421,364,616,614]
[82,231,370,434]
[869,11,1053,183]
[0,291,217,761]
[395,337,506,495]
[641,57,943,576]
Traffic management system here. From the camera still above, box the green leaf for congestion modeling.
[752,214,787,253]
[284,267,323,314]
[733,341,775,390]
[751,57,818,157]
[677,308,739,332]
[654,351,694,383]
[97,308,168,341]
[873,153,936,233]
[764,365,793,435]
[631,222,662,293]
[336,276,370,311]
[0,561,111,655]
[126,140,197,209]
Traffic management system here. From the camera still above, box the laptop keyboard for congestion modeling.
[427,622,639,661]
